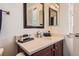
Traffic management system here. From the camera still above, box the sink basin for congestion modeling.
[18,37,34,43]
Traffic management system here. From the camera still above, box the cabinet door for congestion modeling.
[32,46,52,56]
[54,40,63,56]
[51,45,55,56]
[59,40,63,56]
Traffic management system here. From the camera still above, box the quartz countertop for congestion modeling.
[16,34,64,55]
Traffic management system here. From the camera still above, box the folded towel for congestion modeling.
[0,10,2,31]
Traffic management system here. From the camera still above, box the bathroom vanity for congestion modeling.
[32,40,63,56]
[16,34,64,56]
[19,3,63,56]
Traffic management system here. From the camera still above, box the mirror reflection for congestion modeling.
[49,8,57,26]
[24,3,44,28]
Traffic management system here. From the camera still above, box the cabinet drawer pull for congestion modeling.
[53,49,55,51]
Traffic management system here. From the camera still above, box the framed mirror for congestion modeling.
[49,8,58,26]
[23,3,44,28]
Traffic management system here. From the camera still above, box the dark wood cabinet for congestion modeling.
[17,40,63,56]
[31,40,63,56]
[54,40,63,56]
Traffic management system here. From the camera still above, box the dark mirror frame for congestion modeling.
[49,8,58,26]
[23,3,44,28]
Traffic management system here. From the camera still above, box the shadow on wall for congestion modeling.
[0,36,17,56]
[64,39,71,56]
[63,36,73,56]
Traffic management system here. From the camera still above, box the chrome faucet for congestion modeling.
[36,31,42,38]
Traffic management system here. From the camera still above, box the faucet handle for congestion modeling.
[36,31,42,38]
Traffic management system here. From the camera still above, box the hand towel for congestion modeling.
[0,10,2,30]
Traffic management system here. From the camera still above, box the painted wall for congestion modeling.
[73,4,79,56]
[0,3,61,56]
[59,3,74,56]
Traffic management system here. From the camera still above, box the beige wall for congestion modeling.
[59,3,74,56]
[73,4,79,55]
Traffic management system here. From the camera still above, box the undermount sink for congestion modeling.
[18,37,34,43]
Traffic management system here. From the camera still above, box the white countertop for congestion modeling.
[16,34,64,55]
